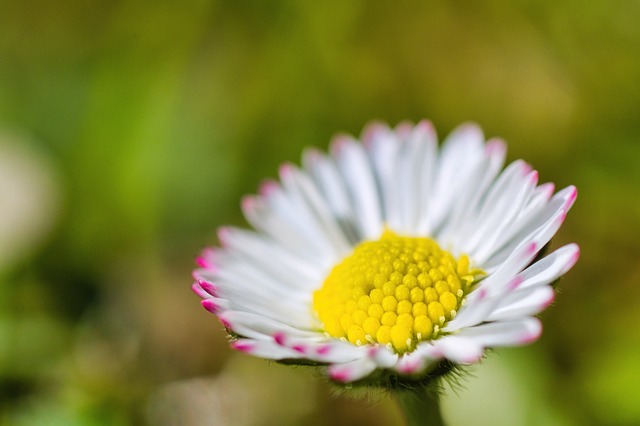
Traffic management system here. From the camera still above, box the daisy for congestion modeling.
[192,120,578,388]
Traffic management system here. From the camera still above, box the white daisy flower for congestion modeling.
[192,120,579,385]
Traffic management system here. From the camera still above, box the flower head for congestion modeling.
[193,121,578,384]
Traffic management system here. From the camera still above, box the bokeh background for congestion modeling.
[1,1,639,425]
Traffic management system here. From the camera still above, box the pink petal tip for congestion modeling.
[521,162,533,175]
[395,121,413,139]
[191,283,210,299]
[507,276,523,291]
[330,134,352,155]
[217,227,232,245]
[232,341,254,353]
[461,353,484,364]
[304,147,323,163]
[273,332,286,346]
[398,359,420,374]
[198,279,218,296]
[218,316,232,329]
[195,256,210,269]
[477,288,488,301]
[292,344,307,354]
[241,195,257,212]
[361,121,389,146]
[415,119,435,135]
[520,330,542,345]
[568,186,578,205]
[542,291,556,309]
[329,368,351,383]
[568,245,581,269]
[279,162,294,178]
[258,179,279,196]
[485,138,506,155]
[201,298,219,314]
[317,345,331,356]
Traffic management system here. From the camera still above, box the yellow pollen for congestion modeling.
[314,230,479,354]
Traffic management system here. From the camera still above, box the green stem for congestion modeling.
[393,386,445,426]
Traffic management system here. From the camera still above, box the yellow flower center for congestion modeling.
[313,230,477,354]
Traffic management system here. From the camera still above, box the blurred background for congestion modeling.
[1,1,639,425]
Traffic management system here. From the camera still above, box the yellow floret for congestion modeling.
[348,325,366,346]
[362,316,381,337]
[370,288,384,304]
[410,287,424,303]
[381,311,398,326]
[377,325,392,345]
[440,291,458,315]
[367,303,384,320]
[391,325,412,352]
[397,313,414,329]
[414,315,433,339]
[395,285,410,301]
[396,300,412,315]
[427,302,445,324]
[412,302,428,317]
[382,295,398,312]
[358,295,372,310]
[352,309,368,325]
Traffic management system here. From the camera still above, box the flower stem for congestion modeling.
[393,386,445,426]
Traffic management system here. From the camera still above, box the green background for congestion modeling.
[1,1,639,425]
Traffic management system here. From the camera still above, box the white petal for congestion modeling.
[331,135,383,240]
[387,122,435,235]
[327,357,378,383]
[517,243,580,290]
[414,122,439,235]
[429,123,486,232]
[241,195,321,257]
[201,296,231,314]
[490,182,556,253]
[219,310,321,340]
[259,178,327,251]
[462,239,539,308]
[395,345,434,374]
[271,332,369,364]
[432,336,485,364]
[466,167,539,261]
[302,148,359,243]
[191,281,212,299]
[230,338,301,360]
[456,317,542,347]
[396,121,436,235]
[307,340,369,364]
[485,285,555,321]
[446,243,571,329]
[453,160,529,252]
[200,262,314,328]
[217,226,324,286]
[368,345,398,368]
[483,185,577,269]
[473,203,569,300]
[443,285,502,331]
[279,164,352,257]
[362,122,401,227]
[206,259,310,303]
[437,138,507,247]
[215,285,311,328]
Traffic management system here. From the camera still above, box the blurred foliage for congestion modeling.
[1,1,640,425]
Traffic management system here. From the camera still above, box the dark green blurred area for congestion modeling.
[1,1,639,425]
